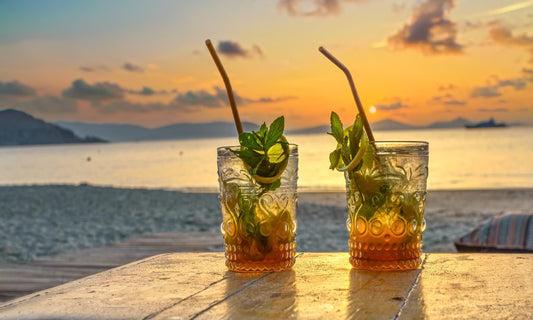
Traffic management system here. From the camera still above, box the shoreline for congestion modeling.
[2,182,533,194]
[1,184,532,265]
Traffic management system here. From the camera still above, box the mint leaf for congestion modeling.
[329,149,341,170]
[349,115,364,156]
[233,116,290,194]
[239,132,262,150]
[233,148,264,172]
[340,136,352,164]
[359,137,376,171]
[265,116,284,150]
[256,123,268,143]
[329,112,344,144]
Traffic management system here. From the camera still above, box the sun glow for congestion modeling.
[369,106,377,114]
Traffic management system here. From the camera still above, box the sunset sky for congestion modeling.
[1,0,532,129]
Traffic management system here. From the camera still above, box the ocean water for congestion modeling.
[0,127,532,191]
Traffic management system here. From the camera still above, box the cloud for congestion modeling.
[479,1,533,17]
[471,86,501,98]
[94,100,167,114]
[91,87,295,114]
[170,87,293,110]
[478,107,509,112]
[488,21,533,63]
[375,101,408,111]
[173,89,224,108]
[0,80,36,97]
[127,86,170,96]
[388,0,463,55]
[8,77,293,115]
[217,41,264,59]
[212,87,294,106]
[470,76,529,98]
[278,0,340,16]
[122,62,144,73]
[62,79,124,101]
[392,2,407,13]
[8,95,77,114]
[464,20,483,31]
[443,99,467,105]
[277,0,364,17]
[79,65,110,72]
[498,78,528,90]
[523,67,533,74]
[136,87,155,95]
[438,84,456,91]
[433,93,466,105]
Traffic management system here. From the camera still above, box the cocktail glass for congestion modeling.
[217,144,298,272]
[345,141,429,270]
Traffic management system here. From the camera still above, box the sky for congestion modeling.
[1,0,532,129]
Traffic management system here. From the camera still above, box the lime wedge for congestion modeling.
[336,140,366,172]
[253,136,289,184]
[333,124,367,172]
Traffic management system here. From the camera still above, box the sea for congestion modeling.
[1,127,532,191]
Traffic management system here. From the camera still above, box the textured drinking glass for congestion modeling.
[345,141,429,270]
[217,145,298,272]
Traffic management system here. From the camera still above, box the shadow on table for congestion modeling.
[223,270,297,319]
[347,268,425,319]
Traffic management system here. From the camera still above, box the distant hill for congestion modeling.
[287,125,329,135]
[56,120,259,142]
[55,116,489,142]
[54,121,151,142]
[425,117,472,129]
[372,119,418,131]
[0,109,107,146]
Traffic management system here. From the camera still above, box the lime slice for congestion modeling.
[336,140,366,172]
[334,125,367,172]
[253,136,289,184]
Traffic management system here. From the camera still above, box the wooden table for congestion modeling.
[0,253,531,319]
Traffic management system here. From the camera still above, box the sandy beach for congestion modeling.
[1,185,532,264]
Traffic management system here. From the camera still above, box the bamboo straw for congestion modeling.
[318,46,376,142]
[205,39,243,135]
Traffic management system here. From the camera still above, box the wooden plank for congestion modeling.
[1,253,531,319]
[0,253,229,319]
[397,254,533,319]
[153,252,422,320]
[0,231,223,302]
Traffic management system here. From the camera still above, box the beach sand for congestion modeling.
[1,185,532,264]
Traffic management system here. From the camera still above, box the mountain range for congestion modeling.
[0,108,517,146]
[56,117,477,142]
[0,109,106,146]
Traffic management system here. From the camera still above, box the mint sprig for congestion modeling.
[328,112,373,171]
[231,116,289,192]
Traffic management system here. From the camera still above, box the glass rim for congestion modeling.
[217,144,298,156]
[371,141,428,156]
[217,143,298,150]
[372,141,428,146]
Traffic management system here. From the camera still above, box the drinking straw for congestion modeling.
[318,47,376,142]
[205,39,243,135]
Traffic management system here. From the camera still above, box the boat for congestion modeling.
[465,117,508,129]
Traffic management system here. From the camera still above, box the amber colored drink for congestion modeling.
[345,141,428,271]
[218,145,298,272]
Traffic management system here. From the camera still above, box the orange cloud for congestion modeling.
[217,41,264,59]
[278,0,363,17]
[488,21,533,63]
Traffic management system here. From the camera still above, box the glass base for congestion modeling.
[348,239,422,271]
[349,256,422,271]
[225,241,296,272]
